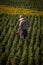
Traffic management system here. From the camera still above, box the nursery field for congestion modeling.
[0,0,43,65]
[0,14,43,65]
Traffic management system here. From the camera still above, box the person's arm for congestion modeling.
[16,26,21,34]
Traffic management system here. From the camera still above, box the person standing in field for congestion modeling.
[16,15,30,38]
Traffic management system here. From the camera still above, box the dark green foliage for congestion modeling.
[0,0,43,10]
[0,14,43,65]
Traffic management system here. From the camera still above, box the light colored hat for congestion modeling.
[19,15,24,19]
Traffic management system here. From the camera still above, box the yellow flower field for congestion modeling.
[0,5,43,16]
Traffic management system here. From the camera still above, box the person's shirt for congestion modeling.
[19,17,30,30]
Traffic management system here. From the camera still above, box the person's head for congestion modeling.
[19,15,24,19]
